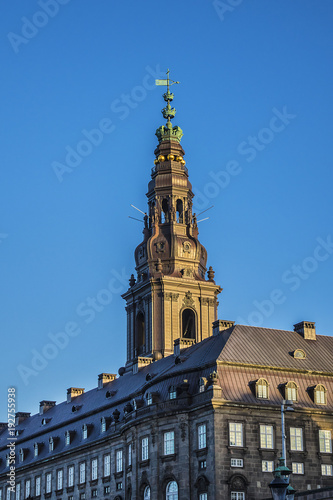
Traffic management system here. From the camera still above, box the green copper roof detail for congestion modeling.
[155,69,182,144]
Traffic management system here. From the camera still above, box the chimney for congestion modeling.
[294,321,316,340]
[39,401,56,415]
[132,357,153,374]
[15,412,30,426]
[213,320,235,336]
[67,388,84,403]
[174,338,195,356]
[98,373,117,390]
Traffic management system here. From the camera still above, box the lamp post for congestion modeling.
[286,484,296,500]
[269,457,291,500]
[281,400,294,464]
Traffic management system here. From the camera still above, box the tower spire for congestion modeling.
[155,69,183,144]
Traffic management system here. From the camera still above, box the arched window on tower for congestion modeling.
[182,309,196,339]
[176,199,183,223]
[135,312,145,355]
[161,198,169,223]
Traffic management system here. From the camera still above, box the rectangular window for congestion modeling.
[199,460,207,469]
[104,486,111,494]
[92,490,98,497]
[68,465,74,487]
[116,450,123,473]
[82,425,87,439]
[229,423,243,447]
[128,444,132,467]
[79,462,86,484]
[141,437,149,461]
[257,383,268,399]
[56,469,63,490]
[116,482,122,490]
[91,458,98,481]
[35,476,41,496]
[79,494,86,500]
[199,494,208,500]
[49,438,54,452]
[321,464,333,476]
[292,462,304,474]
[290,427,303,451]
[260,425,274,449]
[6,489,10,500]
[231,493,245,500]
[25,480,31,499]
[316,389,326,405]
[15,483,20,500]
[164,431,175,455]
[101,418,106,432]
[198,424,207,450]
[104,454,111,477]
[46,473,52,494]
[262,460,274,472]
[65,432,70,445]
[319,430,332,453]
[287,386,297,401]
[231,458,243,468]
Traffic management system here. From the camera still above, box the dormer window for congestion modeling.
[49,437,54,452]
[65,431,73,446]
[198,377,207,393]
[82,424,88,440]
[42,418,51,425]
[314,384,327,405]
[168,386,177,400]
[19,449,25,463]
[34,443,40,457]
[132,399,137,411]
[285,381,298,402]
[146,393,153,406]
[293,349,306,359]
[15,430,22,437]
[256,378,269,399]
[101,418,107,433]
[5,454,10,467]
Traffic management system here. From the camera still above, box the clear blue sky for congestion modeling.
[1,0,332,421]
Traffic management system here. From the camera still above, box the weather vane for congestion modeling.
[155,69,180,93]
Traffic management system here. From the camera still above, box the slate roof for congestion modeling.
[0,324,332,473]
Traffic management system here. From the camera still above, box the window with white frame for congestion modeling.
[319,430,332,453]
[256,378,269,399]
[34,442,39,457]
[46,473,52,493]
[199,494,208,500]
[116,450,123,473]
[231,493,245,500]
[49,437,54,452]
[290,427,303,451]
[19,449,24,463]
[231,458,243,468]
[229,423,243,447]
[168,386,177,400]
[164,431,175,455]
[321,464,333,476]
[146,393,153,405]
[292,462,304,474]
[56,469,63,490]
[198,424,207,449]
[199,377,206,393]
[101,417,106,433]
[142,437,149,461]
[286,381,298,401]
[128,444,132,467]
[144,485,151,500]
[25,479,31,499]
[68,465,74,487]
[35,476,41,496]
[15,483,20,500]
[5,455,10,467]
[262,460,274,472]
[103,454,111,477]
[315,384,327,405]
[91,458,98,481]
[166,481,178,500]
[79,462,86,484]
[82,424,88,440]
[260,425,274,449]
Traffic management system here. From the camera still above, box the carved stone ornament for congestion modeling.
[183,241,191,253]
[182,268,194,278]
[155,241,165,253]
[183,291,195,308]
[164,292,179,302]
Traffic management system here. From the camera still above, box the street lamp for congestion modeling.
[286,484,296,500]
[269,457,291,500]
[281,399,294,464]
